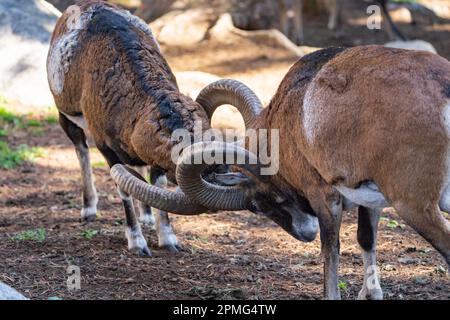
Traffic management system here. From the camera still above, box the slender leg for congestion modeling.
[150,167,181,252]
[118,187,152,257]
[133,166,156,226]
[395,203,450,270]
[97,144,151,256]
[357,207,383,300]
[59,113,98,222]
[318,200,343,300]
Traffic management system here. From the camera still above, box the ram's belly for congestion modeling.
[335,181,389,210]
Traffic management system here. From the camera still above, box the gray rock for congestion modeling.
[151,8,219,46]
[0,282,28,300]
[0,0,61,107]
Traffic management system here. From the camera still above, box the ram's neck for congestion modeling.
[131,93,210,181]
[255,99,331,208]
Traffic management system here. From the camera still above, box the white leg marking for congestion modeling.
[125,225,148,251]
[358,251,383,300]
[75,145,98,221]
[150,172,180,251]
[334,182,389,209]
[439,184,450,213]
[139,213,155,226]
[81,206,97,220]
[118,187,151,256]
[439,102,450,213]
[156,210,180,249]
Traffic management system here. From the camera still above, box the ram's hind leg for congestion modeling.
[395,202,450,270]
[133,166,156,227]
[357,207,383,300]
[318,199,343,300]
[59,113,98,222]
[150,167,181,253]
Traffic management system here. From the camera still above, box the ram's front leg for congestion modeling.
[118,187,152,257]
[150,167,181,253]
[318,199,343,300]
[134,166,156,227]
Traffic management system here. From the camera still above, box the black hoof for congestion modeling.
[133,246,152,257]
[81,215,96,224]
[160,243,182,253]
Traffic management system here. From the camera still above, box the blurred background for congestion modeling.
[0,0,449,300]
[1,0,450,111]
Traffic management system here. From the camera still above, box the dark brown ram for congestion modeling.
[47,0,318,257]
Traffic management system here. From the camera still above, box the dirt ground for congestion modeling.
[1,2,450,300]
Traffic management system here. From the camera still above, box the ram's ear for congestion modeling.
[211,172,250,186]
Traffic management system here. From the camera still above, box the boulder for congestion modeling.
[389,7,413,24]
[150,8,219,46]
[0,0,60,107]
[0,282,28,300]
[405,2,448,25]
[210,14,310,57]
[422,0,450,19]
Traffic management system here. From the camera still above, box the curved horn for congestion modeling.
[196,79,263,128]
[176,142,260,211]
[110,164,209,215]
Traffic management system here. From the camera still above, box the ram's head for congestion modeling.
[111,80,318,242]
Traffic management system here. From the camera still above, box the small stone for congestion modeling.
[436,265,447,275]
[398,257,417,265]
[383,264,396,271]
[151,8,218,46]
[229,255,251,266]
[414,277,429,285]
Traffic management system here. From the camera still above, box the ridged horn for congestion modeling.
[176,142,260,211]
[110,164,209,215]
[196,79,263,128]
